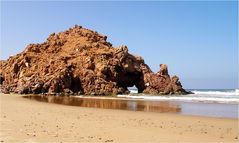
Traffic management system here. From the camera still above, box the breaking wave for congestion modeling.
[191,89,239,96]
[123,89,239,104]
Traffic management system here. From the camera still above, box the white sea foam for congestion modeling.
[191,90,239,96]
[129,89,138,94]
[122,89,239,104]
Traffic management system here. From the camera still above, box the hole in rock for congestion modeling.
[115,72,145,94]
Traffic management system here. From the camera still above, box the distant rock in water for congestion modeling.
[0,25,190,95]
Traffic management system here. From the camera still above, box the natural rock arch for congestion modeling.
[0,25,189,95]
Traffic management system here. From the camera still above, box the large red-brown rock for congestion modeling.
[0,25,190,95]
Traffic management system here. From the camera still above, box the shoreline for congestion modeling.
[23,93,239,104]
[1,93,238,142]
[24,94,239,119]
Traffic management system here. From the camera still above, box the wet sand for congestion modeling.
[24,95,238,118]
[0,94,238,142]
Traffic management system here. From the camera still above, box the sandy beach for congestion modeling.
[0,93,238,142]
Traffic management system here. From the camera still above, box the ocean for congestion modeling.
[116,89,239,118]
[23,89,239,119]
[119,89,239,104]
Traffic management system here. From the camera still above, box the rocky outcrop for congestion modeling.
[0,25,190,95]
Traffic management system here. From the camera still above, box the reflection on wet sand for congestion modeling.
[24,95,181,113]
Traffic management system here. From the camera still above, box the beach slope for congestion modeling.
[0,93,238,142]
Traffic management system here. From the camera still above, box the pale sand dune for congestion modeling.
[0,93,238,142]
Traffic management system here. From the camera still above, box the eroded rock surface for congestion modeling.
[0,25,189,95]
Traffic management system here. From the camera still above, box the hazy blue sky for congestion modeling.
[1,1,238,89]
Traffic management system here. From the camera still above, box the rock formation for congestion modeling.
[0,25,190,95]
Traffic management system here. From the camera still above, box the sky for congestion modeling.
[0,1,238,89]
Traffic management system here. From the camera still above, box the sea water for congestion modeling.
[117,89,239,118]
[119,89,239,104]
[23,89,239,119]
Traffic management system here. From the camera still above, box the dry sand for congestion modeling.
[0,93,238,143]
